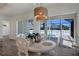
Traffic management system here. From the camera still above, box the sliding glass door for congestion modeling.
[47,19,61,43]
[61,19,74,47]
[46,19,74,47]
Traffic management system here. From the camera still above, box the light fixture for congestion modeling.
[34,4,48,21]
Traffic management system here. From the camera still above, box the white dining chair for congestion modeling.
[16,37,29,56]
[17,34,26,39]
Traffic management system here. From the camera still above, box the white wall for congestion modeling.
[0,15,10,38]
[9,19,16,39]
[76,13,79,43]
[0,21,3,38]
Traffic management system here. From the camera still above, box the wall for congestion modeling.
[0,21,3,38]
[0,15,10,38]
[9,19,16,39]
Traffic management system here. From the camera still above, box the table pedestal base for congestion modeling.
[28,51,41,56]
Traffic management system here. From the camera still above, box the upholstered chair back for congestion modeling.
[16,37,28,56]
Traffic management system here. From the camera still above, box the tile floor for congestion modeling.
[0,39,79,56]
[29,45,78,56]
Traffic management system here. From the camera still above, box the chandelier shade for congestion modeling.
[34,7,48,21]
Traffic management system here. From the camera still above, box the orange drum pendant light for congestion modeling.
[34,4,48,21]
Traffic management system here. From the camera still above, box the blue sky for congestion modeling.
[47,19,71,27]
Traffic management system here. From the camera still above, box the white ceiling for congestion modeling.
[0,3,52,17]
[0,3,79,17]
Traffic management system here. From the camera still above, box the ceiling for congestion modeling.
[0,3,52,17]
[0,3,79,17]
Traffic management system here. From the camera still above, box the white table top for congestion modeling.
[28,40,56,53]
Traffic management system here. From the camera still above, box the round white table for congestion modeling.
[28,40,56,53]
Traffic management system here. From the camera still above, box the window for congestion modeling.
[40,22,45,34]
[18,19,34,35]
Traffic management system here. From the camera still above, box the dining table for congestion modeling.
[28,40,56,55]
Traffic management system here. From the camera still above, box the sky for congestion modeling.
[47,19,71,27]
